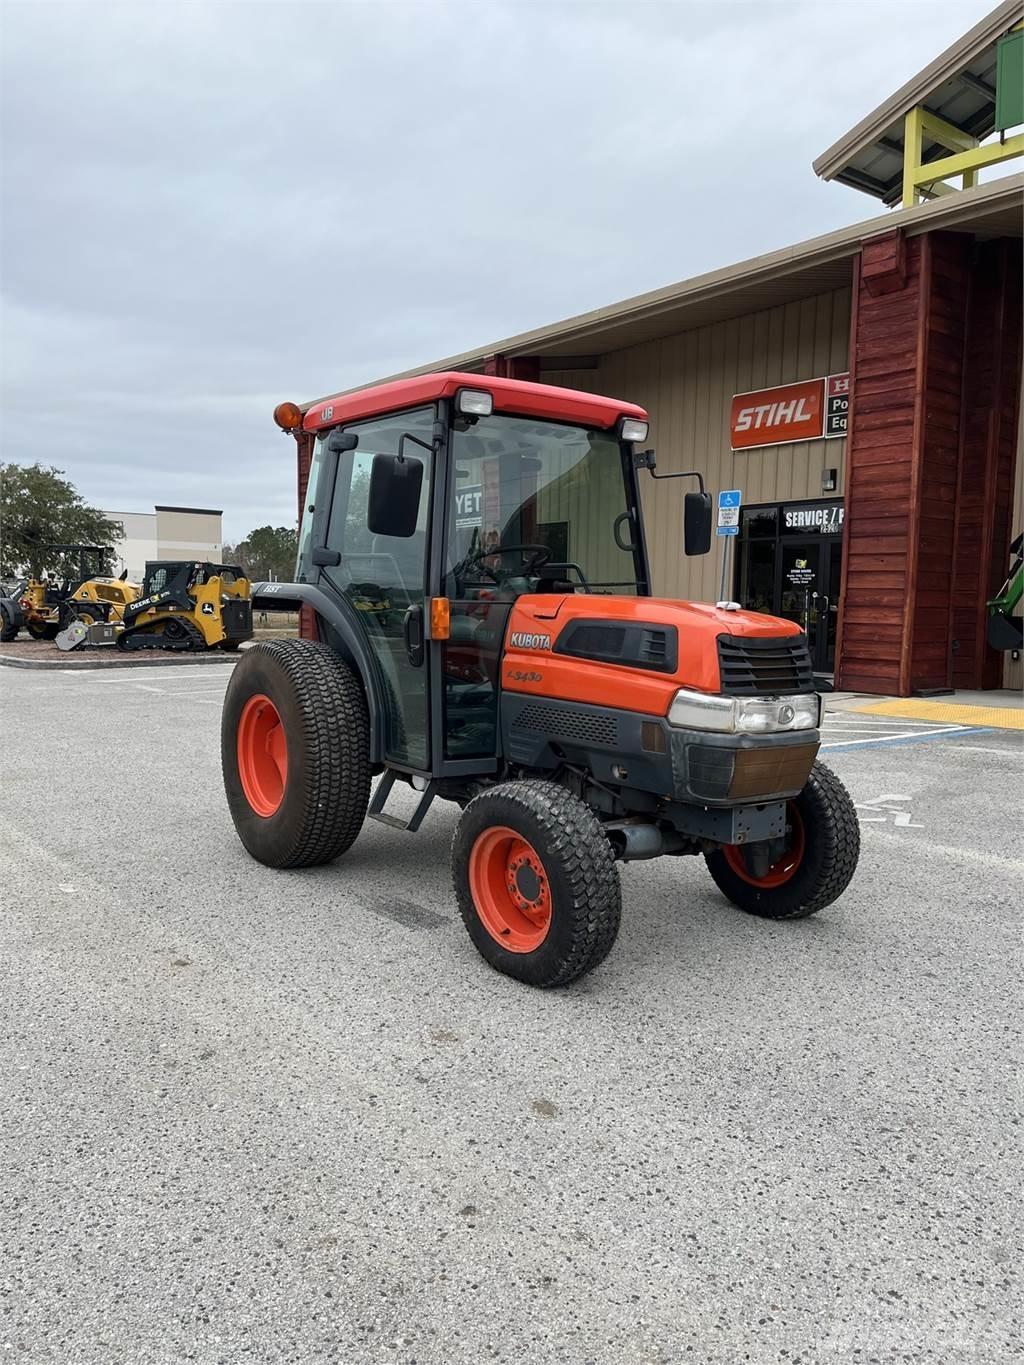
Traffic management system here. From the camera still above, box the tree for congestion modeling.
[229,525,298,582]
[0,463,123,579]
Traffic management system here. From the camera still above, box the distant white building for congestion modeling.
[103,505,223,582]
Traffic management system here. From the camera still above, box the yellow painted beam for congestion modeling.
[903,106,925,207]
[912,133,1024,187]
[917,107,978,153]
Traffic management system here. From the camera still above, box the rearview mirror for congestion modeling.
[684,491,712,556]
[326,428,358,454]
[367,453,424,538]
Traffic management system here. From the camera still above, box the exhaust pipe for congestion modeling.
[605,820,687,861]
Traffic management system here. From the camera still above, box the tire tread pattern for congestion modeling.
[223,640,369,868]
[453,779,621,987]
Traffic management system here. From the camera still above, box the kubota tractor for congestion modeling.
[222,373,859,987]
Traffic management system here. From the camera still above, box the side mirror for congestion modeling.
[326,428,358,454]
[367,453,424,538]
[684,491,712,556]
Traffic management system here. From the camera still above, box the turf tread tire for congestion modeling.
[222,639,370,869]
[452,779,621,987]
[704,760,859,920]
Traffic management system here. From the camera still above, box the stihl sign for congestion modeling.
[730,373,849,451]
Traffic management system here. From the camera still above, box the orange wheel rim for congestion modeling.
[237,693,287,817]
[468,826,552,953]
[723,803,805,888]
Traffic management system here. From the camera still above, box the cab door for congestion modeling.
[321,406,436,769]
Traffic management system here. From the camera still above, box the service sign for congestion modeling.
[730,373,850,451]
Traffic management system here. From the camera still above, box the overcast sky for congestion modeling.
[1,0,994,542]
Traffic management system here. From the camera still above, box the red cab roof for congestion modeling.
[301,370,647,434]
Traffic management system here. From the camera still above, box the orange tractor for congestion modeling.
[222,373,859,987]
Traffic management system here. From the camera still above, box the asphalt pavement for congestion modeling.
[2,663,1021,1364]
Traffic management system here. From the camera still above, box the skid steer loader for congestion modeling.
[221,372,860,987]
[115,561,253,651]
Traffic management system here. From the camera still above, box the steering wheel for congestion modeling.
[468,543,552,583]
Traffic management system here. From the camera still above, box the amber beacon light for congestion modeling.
[273,401,303,432]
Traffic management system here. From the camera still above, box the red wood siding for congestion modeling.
[837,232,927,695]
[907,234,971,692]
[838,230,1021,695]
[950,239,1023,688]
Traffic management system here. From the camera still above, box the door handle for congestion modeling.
[403,604,425,667]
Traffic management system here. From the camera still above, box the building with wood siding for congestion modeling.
[298,3,1023,697]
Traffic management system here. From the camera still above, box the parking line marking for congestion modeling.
[821,726,990,751]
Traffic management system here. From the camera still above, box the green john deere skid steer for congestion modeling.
[987,532,1022,654]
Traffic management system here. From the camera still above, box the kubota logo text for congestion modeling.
[510,631,550,650]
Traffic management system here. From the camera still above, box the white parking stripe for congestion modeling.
[820,724,971,749]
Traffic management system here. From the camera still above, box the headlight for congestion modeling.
[667,689,821,734]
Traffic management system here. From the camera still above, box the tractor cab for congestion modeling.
[221,372,859,989]
[288,375,710,773]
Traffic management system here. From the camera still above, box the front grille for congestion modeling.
[517,703,617,746]
[717,634,815,696]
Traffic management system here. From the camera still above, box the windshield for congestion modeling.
[445,414,642,599]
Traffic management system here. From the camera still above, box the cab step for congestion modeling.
[368,769,437,833]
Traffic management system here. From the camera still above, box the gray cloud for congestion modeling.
[1,0,992,540]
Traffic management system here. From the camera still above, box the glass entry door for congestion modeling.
[777,539,839,673]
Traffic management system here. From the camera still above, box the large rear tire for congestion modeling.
[452,780,621,987]
[704,761,859,920]
[222,639,370,868]
[0,604,18,642]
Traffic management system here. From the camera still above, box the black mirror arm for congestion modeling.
[397,431,436,464]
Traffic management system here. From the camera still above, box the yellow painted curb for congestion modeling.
[853,699,1024,730]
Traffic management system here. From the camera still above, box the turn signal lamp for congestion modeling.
[455,388,493,416]
[619,417,649,443]
[430,597,451,640]
[273,401,303,431]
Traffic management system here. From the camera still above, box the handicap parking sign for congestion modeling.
[717,489,741,536]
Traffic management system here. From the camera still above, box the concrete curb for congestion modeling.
[0,651,238,672]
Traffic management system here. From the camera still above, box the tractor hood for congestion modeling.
[502,594,809,714]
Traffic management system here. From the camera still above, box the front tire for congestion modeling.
[704,761,859,919]
[452,780,621,987]
[222,640,370,868]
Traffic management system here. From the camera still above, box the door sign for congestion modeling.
[787,559,815,587]
[717,489,741,537]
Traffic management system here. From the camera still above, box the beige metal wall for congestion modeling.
[155,509,223,563]
[546,286,851,603]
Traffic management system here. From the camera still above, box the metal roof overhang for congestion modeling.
[812,1,1023,202]
[302,174,1023,408]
